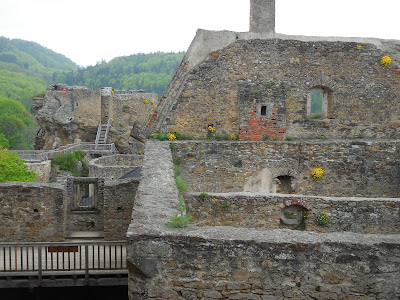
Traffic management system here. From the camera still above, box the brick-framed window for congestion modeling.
[258,103,273,118]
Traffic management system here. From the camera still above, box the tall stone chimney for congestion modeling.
[250,0,275,33]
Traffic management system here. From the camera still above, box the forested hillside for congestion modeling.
[0,37,185,149]
[62,52,184,97]
[0,36,78,109]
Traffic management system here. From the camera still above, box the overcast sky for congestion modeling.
[1,0,399,67]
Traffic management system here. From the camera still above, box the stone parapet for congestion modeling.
[186,192,400,234]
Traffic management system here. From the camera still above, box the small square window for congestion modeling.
[258,103,272,118]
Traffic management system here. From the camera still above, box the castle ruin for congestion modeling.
[1,0,400,299]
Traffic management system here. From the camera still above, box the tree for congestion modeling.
[0,133,9,149]
[0,96,36,149]
[0,148,36,182]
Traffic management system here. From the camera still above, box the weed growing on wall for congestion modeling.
[316,212,330,226]
[199,192,210,200]
[167,154,192,228]
[150,132,193,141]
[51,148,88,177]
[380,55,392,67]
[311,168,324,180]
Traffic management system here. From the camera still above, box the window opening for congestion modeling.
[276,175,294,194]
[73,183,96,211]
[307,87,330,117]
[261,105,267,116]
[310,92,323,114]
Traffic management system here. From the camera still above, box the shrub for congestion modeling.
[0,149,36,182]
[167,213,192,228]
[51,148,87,176]
[199,192,210,200]
[149,133,169,141]
[220,202,231,209]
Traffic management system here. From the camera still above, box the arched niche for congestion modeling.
[243,166,297,194]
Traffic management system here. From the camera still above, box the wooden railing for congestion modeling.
[0,241,127,285]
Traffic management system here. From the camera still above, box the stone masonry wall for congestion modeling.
[108,92,158,153]
[173,140,400,197]
[186,192,400,234]
[0,182,65,242]
[34,86,158,153]
[127,140,400,299]
[89,154,143,180]
[165,39,400,140]
[129,233,400,299]
[33,86,101,149]
[103,179,139,240]
[65,178,105,233]
[26,160,51,183]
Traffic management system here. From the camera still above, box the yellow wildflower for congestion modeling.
[380,56,392,67]
[167,132,176,140]
[311,168,324,180]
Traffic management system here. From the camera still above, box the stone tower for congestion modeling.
[250,0,275,33]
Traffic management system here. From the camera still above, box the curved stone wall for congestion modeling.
[89,154,143,180]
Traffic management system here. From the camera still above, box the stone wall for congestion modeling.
[172,140,400,197]
[103,179,139,240]
[33,86,101,150]
[129,232,400,300]
[186,192,400,234]
[0,182,65,242]
[106,91,158,153]
[65,177,105,233]
[26,160,51,183]
[157,38,400,140]
[33,85,158,153]
[89,154,143,180]
[127,140,400,299]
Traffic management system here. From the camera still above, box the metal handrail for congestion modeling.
[11,143,119,162]
[104,119,112,144]
[94,121,102,148]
